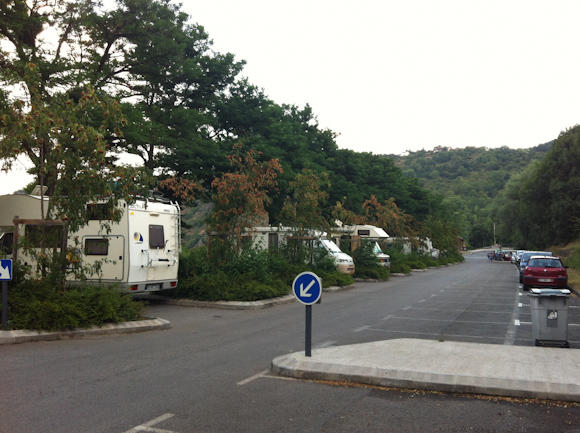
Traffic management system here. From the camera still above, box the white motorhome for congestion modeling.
[249,226,355,274]
[386,236,440,259]
[0,193,180,293]
[332,224,391,268]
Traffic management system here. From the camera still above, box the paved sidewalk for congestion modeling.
[271,338,580,402]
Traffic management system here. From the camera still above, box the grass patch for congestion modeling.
[548,241,580,291]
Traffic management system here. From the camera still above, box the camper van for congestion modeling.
[386,236,440,259]
[0,193,180,293]
[249,226,355,274]
[332,224,391,268]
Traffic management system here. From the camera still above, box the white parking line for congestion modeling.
[386,316,509,325]
[237,369,270,386]
[123,414,176,433]
[353,325,369,332]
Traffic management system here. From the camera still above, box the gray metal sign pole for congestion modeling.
[2,281,7,330]
[305,305,312,357]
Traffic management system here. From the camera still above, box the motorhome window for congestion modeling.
[87,203,114,220]
[85,238,109,255]
[357,230,370,236]
[0,232,14,254]
[25,225,64,248]
[268,233,278,250]
[149,225,165,248]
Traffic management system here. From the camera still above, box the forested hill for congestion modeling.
[384,143,552,244]
[389,143,551,194]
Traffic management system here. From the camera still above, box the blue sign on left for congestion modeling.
[292,271,322,305]
[0,259,12,281]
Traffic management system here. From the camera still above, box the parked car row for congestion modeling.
[511,249,569,291]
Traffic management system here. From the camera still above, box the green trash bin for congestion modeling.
[528,288,570,347]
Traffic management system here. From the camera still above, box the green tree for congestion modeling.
[277,169,330,232]
[492,126,580,249]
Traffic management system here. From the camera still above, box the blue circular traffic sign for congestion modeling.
[292,271,322,305]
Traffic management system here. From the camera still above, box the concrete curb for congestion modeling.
[0,318,170,345]
[157,295,296,310]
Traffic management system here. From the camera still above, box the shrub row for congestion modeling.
[175,245,464,302]
[389,250,465,274]
[174,246,355,301]
[4,281,144,331]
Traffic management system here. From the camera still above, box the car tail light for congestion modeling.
[129,285,138,291]
[170,281,177,287]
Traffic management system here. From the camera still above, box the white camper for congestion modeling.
[0,194,180,293]
[249,226,355,274]
[332,224,391,268]
[386,236,440,259]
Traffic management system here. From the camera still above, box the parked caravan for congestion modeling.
[332,224,391,268]
[249,226,355,274]
[387,236,440,259]
[0,194,180,293]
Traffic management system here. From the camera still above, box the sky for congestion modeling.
[185,0,580,154]
[2,0,580,194]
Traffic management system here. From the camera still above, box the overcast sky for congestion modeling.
[2,0,580,194]
[187,0,580,155]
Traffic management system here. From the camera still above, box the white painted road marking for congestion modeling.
[123,413,176,433]
[237,369,270,386]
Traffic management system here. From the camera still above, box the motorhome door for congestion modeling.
[81,235,125,281]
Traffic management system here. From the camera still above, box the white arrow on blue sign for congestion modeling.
[292,271,322,305]
[0,259,12,281]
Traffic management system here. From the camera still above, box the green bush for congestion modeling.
[351,241,380,267]
[354,265,390,280]
[317,269,354,288]
[5,281,144,331]
[391,263,412,274]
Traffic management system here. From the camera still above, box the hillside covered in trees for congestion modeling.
[387,144,552,247]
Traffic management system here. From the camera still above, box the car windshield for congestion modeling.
[373,243,383,254]
[320,239,342,253]
[522,252,552,262]
[528,258,562,268]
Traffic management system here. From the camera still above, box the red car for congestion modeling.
[522,255,568,291]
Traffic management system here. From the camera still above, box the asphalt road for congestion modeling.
[2,250,580,433]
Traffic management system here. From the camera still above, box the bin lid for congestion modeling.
[529,288,570,296]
